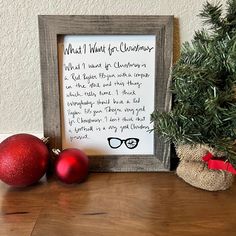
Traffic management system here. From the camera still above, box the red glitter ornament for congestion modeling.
[0,134,49,187]
[55,148,89,184]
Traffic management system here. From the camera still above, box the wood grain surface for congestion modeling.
[1,173,236,236]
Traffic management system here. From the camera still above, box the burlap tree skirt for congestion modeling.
[175,144,234,191]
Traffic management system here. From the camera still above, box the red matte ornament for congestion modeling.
[202,152,236,174]
[55,148,89,184]
[0,134,49,187]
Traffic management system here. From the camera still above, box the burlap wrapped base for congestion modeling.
[176,144,234,191]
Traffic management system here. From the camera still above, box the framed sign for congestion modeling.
[38,15,173,172]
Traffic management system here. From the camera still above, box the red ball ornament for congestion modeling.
[55,148,89,184]
[0,134,49,187]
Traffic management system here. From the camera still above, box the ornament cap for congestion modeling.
[52,148,61,156]
[41,137,49,144]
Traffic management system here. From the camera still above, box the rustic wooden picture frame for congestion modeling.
[38,15,173,172]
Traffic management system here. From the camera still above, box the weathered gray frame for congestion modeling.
[38,15,173,172]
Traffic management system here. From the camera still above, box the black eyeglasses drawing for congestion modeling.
[107,137,140,149]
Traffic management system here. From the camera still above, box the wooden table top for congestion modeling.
[0,173,236,236]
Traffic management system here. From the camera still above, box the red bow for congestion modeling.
[202,152,236,174]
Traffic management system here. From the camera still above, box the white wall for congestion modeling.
[0,0,225,139]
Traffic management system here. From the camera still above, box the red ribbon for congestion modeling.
[202,152,236,174]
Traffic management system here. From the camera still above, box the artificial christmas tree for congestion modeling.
[152,0,236,190]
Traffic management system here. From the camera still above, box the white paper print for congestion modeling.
[60,35,156,155]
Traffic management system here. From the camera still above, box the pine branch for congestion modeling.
[199,1,224,30]
[226,0,236,25]
[193,29,212,42]
[151,0,236,167]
